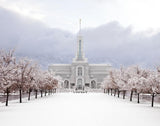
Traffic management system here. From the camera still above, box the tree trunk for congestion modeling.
[114,89,116,96]
[19,88,22,103]
[108,89,110,95]
[104,89,105,93]
[118,90,120,98]
[111,89,113,95]
[137,93,140,103]
[5,88,9,106]
[35,90,38,99]
[45,90,47,96]
[123,90,126,99]
[41,90,43,97]
[28,88,31,101]
[130,90,133,101]
[151,93,155,107]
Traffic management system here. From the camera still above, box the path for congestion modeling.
[0,93,160,126]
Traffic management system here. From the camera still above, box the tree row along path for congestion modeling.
[0,93,160,126]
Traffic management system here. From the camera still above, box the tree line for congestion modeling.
[103,66,160,107]
[0,50,58,106]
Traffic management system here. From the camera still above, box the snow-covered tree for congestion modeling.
[0,50,16,106]
[0,49,58,106]
[43,71,58,95]
[12,58,35,103]
[103,65,160,106]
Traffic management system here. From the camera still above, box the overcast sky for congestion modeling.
[0,0,160,33]
[0,0,160,69]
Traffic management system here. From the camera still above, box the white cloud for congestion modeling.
[0,7,160,69]
[0,0,45,20]
[0,0,160,33]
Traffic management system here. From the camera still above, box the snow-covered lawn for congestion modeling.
[0,93,160,126]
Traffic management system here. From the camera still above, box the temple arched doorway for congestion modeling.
[64,80,69,89]
[76,78,83,90]
[91,80,96,89]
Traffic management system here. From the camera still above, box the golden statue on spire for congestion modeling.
[79,19,81,34]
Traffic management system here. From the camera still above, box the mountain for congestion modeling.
[0,7,160,69]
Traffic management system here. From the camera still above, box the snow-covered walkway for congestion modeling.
[0,93,160,126]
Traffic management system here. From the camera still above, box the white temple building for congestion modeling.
[48,20,112,90]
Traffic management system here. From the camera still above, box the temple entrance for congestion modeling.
[64,80,69,89]
[76,78,83,90]
[91,80,96,89]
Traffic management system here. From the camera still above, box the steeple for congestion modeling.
[73,19,87,62]
[79,19,81,35]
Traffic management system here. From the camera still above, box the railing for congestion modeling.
[56,88,104,93]
[104,88,160,107]
[0,92,36,103]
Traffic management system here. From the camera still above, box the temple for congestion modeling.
[48,20,112,90]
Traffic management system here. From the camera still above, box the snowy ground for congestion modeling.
[0,93,160,126]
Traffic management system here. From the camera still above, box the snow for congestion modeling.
[0,93,160,126]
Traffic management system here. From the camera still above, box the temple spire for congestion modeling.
[79,19,81,35]
[72,19,88,62]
